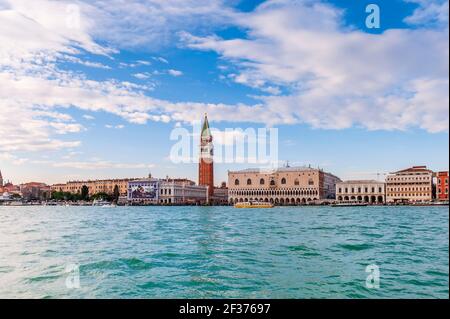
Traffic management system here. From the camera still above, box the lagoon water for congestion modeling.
[0,205,448,299]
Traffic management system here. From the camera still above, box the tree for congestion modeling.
[91,192,112,201]
[113,185,120,203]
[51,191,64,200]
[81,185,89,201]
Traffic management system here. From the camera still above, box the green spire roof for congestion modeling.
[201,113,212,138]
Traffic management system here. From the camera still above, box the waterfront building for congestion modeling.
[212,182,229,205]
[386,166,433,203]
[159,179,208,205]
[20,182,51,201]
[52,178,138,197]
[198,114,214,199]
[1,182,20,196]
[336,180,385,204]
[127,178,160,204]
[126,178,208,205]
[0,169,3,187]
[228,166,341,205]
[436,171,449,201]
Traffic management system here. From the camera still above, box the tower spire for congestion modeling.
[198,113,214,200]
[201,113,211,139]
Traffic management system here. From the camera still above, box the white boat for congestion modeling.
[92,199,111,206]
[101,204,117,208]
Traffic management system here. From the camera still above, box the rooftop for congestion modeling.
[230,166,324,174]
[338,180,382,184]
[390,166,433,174]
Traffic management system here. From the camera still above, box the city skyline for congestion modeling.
[0,0,448,185]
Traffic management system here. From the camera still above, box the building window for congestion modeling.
[270,180,276,186]
[247,179,252,185]
[294,179,299,186]
[260,178,265,185]
[281,178,286,185]
[235,179,239,186]
[308,179,314,186]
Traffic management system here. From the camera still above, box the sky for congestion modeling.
[0,0,448,185]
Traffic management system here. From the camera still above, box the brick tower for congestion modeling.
[198,113,214,199]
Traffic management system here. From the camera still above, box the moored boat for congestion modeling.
[93,199,113,206]
[234,201,274,208]
[331,202,369,207]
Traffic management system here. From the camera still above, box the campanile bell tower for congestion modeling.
[198,113,214,198]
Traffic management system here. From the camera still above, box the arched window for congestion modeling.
[281,178,287,185]
[308,179,314,186]
[294,179,299,186]
[234,179,239,186]
[260,178,265,185]
[247,178,252,185]
[270,180,276,186]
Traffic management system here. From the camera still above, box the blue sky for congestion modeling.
[0,0,448,185]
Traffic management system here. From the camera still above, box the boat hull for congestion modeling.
[234,203,274,209]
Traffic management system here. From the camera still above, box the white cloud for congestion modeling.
[153,56,169,64]
[0,152,28,165]
[183,0,449,132]
[62,55,111,70]
[133,72,151,80]
[52,161,155,170]
[404,0,449,26]
[136,60,151,66]
[83,114,95,120]
[168,69,183,77]
[120,60,152,68]
[0,0,448,160]
[83,0,235,50]
[105,124,125,129]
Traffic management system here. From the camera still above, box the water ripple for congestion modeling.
[0,205,448,298]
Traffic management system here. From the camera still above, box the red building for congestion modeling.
[436,171,449,201]
[20,182,52,201]
[198,114,214,199]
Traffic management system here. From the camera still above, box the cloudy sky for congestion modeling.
[0,0,448,185]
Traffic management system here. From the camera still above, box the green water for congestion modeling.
[0,205,448,298]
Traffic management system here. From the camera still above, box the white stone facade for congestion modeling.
[336,180,386,204]
[159,181,208,205]
[228,167,341,205]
